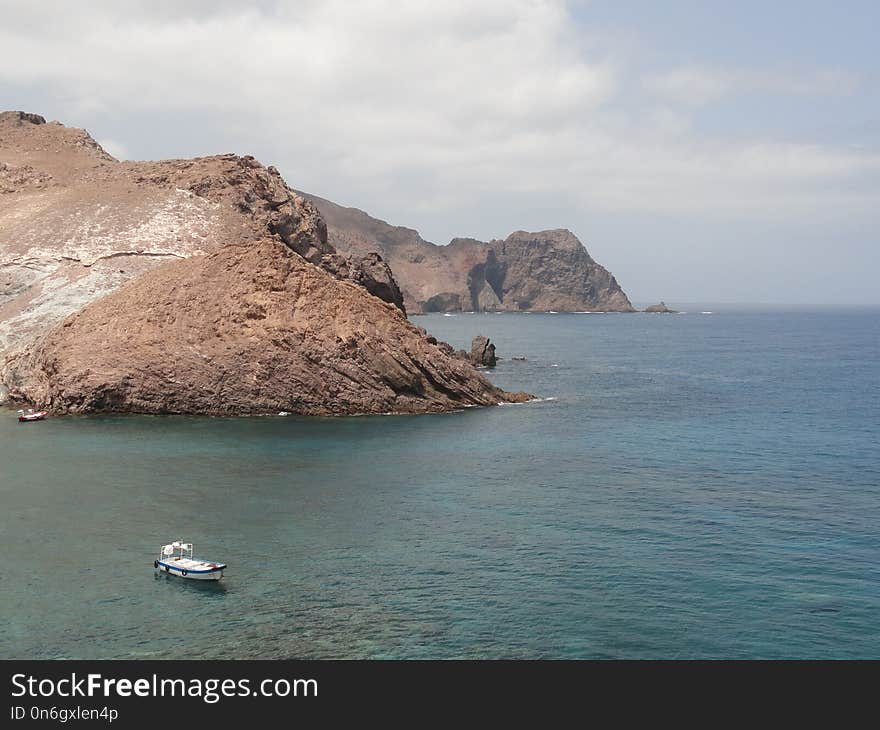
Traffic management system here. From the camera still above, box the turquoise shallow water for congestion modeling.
[1,308,878,658]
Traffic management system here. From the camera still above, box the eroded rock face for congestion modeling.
[0,111,48,127]
[0,113,405,366]
[319,250,405,312]
[299,192,635,314]
[6,240,530,415]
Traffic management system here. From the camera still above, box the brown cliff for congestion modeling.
[0,111,404,363]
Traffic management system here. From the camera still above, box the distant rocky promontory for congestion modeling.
[644,301,677,313]
[0,111,531,415]
[299,192,635,314]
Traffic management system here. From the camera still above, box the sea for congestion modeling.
[1,307,878,659]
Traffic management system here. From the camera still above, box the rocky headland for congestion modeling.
[0,111,531,415]
[644,301,677,313]
[299,192,635,314]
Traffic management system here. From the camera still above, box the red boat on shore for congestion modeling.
[17,409,48,422]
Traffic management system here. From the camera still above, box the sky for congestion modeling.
[1,0,878,304]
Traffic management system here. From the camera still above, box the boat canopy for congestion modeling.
[161,541,194,557]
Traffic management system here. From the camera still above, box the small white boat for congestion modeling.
[154,540,226,581]
[17,409,48,422]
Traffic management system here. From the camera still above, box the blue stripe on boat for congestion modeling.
[157,561,226,574]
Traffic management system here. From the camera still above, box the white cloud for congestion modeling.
[643,66,861,106]
[0,0,877,240]
[642,68,730,106]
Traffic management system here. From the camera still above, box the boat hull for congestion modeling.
[155,560,225,581]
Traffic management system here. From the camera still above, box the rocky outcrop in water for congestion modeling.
[644,301,677,313]
[468,336,497,368]
[299,192,635,314]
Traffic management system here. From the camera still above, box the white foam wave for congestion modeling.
[500,396,557,406]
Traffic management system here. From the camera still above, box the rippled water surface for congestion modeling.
[2,308,878,658]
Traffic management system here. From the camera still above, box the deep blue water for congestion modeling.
[1,308,878,658]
